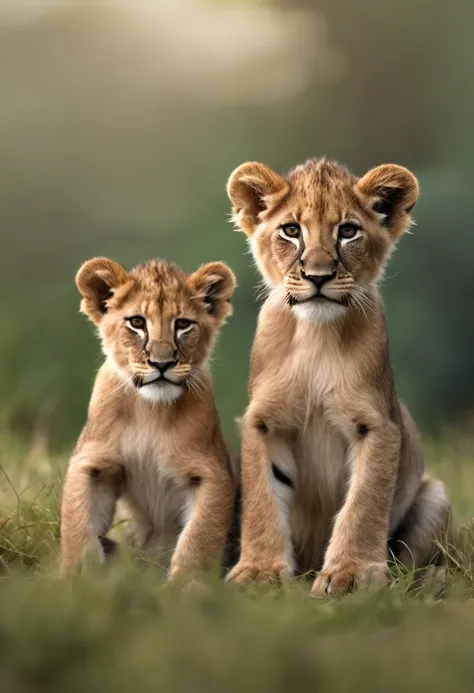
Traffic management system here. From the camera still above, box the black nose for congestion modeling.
[301,269,337,289]
[148,359,177,374]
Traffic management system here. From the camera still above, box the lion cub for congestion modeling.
[226,157,451,595]
[60,256,236,579]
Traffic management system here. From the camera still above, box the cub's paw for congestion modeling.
[167,564,204,588]
[311,561,388,598]
[226,560,292,586]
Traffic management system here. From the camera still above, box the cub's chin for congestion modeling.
[137,381,184,405]
[292,297,347,326]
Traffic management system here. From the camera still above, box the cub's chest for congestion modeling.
[119,427,188,511]
[281,341,348,405]
[117,428,193,544]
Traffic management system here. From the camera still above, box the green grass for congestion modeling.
[1,428,474,693]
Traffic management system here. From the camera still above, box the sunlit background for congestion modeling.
[1,0,473,448]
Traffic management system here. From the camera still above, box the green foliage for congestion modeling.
[2,573,474,693]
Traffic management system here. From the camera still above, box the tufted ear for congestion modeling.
[357,164,419,239]
[76,257,129,325]
[227,162,290,236]
[189,262,236,327]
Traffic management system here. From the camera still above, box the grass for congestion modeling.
[1,427,474,693]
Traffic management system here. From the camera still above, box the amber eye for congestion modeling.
[338,223,361,240]
[126,315,146,331]
[175,318,193,332]
[280,223,301,239]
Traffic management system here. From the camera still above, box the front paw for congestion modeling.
[311,560,388,598]
[168,563,201,584]
[226,560,292,586]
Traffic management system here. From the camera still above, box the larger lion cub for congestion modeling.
[60,257,236,579]
[227,157,451,596]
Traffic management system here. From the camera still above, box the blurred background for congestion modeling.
[0,0,473,449]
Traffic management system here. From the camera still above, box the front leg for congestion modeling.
[168,463,235,581]
[60,449,125,578]
[226,409,295,585]
[312,414,400,597]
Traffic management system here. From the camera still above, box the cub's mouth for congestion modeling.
[132,375,181,389]
[143,377,175,387]
[288,294,344,307]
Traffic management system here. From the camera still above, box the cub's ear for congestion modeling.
[227,162,289,236]
[357,164,419,239]
[189,262,237,326]
[76,257,129,325]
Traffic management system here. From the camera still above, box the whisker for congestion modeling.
[193,370,207,395]
[108,374,134,397]
[255,280,271,302]
[347,285,376,322]
[132,374,144,389]
[184,370,203,397]
[380,269,400,283]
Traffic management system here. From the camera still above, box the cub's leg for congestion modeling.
[311,406,400,597]
[60,454,124,577]
[168,461,235,581]
[226,411,296,584]
[390,475,452,572]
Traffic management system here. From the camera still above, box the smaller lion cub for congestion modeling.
[60,256,236,580]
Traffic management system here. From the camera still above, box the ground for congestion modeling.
[0,428,473,693]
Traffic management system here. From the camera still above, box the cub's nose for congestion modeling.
[148,359,177,374]
[301,268,337,289]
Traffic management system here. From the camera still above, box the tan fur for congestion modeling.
[60,257,236,580]
[226,157,451,595]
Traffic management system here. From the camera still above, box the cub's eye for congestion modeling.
[338,223,361,240]
[280,223,301,239]
[175,318,193,332]
[126,315,146,331]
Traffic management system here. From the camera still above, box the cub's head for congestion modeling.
[227,157,418,325]
[76,257,236,404]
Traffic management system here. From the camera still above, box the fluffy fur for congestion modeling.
[226,157,451,595]
[60,257,237,580]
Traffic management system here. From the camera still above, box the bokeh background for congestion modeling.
[1,0,473,449]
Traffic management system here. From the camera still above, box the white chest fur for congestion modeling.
[119,425,190,555]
